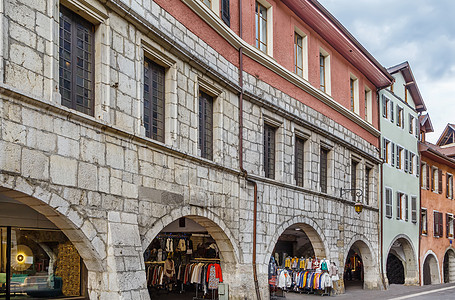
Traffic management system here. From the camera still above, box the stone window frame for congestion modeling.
[261,115,283,181]
[293,27,308,80]
[349,74,359,115]
[255,0,273,57]
[433,210,443,238]
[447,173,454,199]
[139,40,178,145]
[318,139,333,195]
[364,162,374,206]
[385,187,393,219]
[319,48,331,95]
[293,128,310,188]
[56,0,110,121]
[350,155,361,202]
[447,213,455,239]
[195,78,224,163]
[421,207,428,235]
[364,87,372,124]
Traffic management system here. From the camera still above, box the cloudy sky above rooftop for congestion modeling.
[319,0,455,143]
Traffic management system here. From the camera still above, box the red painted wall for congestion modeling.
[155,0,380,146]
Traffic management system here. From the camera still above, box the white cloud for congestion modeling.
[319,0,455,142]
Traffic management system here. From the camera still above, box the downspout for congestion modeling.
[377,89,387,290]
[418,120,422,286]
[237,1,261,299]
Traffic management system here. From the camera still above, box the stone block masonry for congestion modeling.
[0,0,382,299]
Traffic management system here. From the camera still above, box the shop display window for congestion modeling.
[0,227,87,299]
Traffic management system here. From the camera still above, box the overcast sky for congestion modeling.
[318,0,455,143]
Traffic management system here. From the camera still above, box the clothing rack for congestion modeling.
[145,261,165,264]
[191,258,220,262]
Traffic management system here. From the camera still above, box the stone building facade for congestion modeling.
[0,0,391,299]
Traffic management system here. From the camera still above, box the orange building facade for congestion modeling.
[419,123,455,285]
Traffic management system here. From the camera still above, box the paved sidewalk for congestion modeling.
[283,282,455,300]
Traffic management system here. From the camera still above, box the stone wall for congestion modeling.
[0,0,382,299]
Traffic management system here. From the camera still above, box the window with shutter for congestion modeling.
[255,2,268,53]
[431,167,436,192]
[221,0,230,26]
[421,209,428,234]
[426,164,430,190]
[405,195,408,221]
[448,174,454,199]
[449,214,455,238]
[59,6,95,116]
[385,188,392,218]
[417,158,420,178]
[390,101,394,123]
[320,148,328,193]
[294,33,304,77]
[404,150,409,173]
[411,196,417,223]
[434,211,439,237]
[438,169,443,194]
[382,95,387,118]
[263,123,276,179]
[410,153,414,174]
[295,137,305,187]
[391,143,395,167]
[396,192,402,220]
[409,114,413,134]
[415,118,419,138]
[199,91,214,160]
[397,147,402,169]
[144,58,165,142]
[439,212,444,237]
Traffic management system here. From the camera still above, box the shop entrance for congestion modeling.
[443,249,455,283]
[423,254,439,285]
[0,194,88,299]
[268,223,335,297]
[143,217,227,300]
[386,253,404,284]
[344,249,363,289]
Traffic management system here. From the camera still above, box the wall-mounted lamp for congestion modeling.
[340,188,364,214]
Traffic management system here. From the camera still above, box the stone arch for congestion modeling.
[344,236,379,289]
[141,205,241,264]
[443,247,455,283]
[263,216,329,265]
[422,250,440,285]
[386,234,418,285]
[0,185,105,273]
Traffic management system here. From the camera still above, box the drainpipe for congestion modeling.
[237,1,261,299]
[377,89,387,290]
[418,120,422,286]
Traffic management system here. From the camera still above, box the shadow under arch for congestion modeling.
[141,205,241,265]
[443,247,455,283]
[422,250,440,285]
[0,186,105,273]
[263,216,329,265]
[344,236,378,289]
[385,234,418,285]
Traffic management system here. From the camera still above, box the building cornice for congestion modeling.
[180,0,380,137]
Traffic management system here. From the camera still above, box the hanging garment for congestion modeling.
[284,257,291,268]
[164,259,175,278]
[207,264,220,289]
[165,238,174,252]
[299,257,306,269]
[176,239,186,252]
[275,253,280,266]
[321,260,328,271]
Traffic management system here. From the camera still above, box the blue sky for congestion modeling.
[318,0,455,143]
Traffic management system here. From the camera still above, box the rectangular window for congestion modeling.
[431,167,437,192]
[365,167,371,205]
[364,89,372,123]
[404,150,409,173]
[221,0,230,26]
[439,169,443,194]
[255,2,267,53]
[411,196,417,223]
[409,114,414,134]
[391,142,395,167]
[350,78,355,112]
[59,6,95,116]
[434,211,443,237]
[385,188,393,218]
[294,33,303,77]
[421,208,428,234]
[447,174,454,199]
[144,58,165,142]
[263,123,276,179]
[295,136,305,187]
[426,164,430,190]
[397,147,403,170]
[199,91,213,160]
[319,53,326,92]
[382,95,388,118]
[447,214,454,238]
[396,192,406,221]
[405,194,409,221]
[320,148,328,193]
[397,106,404,128]
[410,153,415,174]
[383,139,390,163]
[351,160,358,201]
